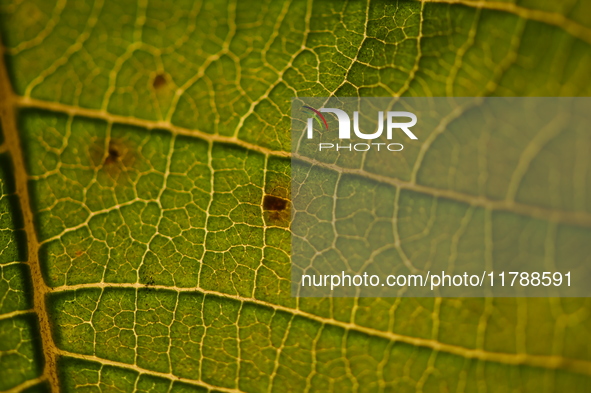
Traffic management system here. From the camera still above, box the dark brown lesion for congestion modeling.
[88,137,136,182]
[104,140,121,165]
[263,195,287,211]
[263,194,290,226]
[152,73,167,89]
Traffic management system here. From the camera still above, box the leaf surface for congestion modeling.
[0,0,591,392]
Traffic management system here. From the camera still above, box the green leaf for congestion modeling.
[0,0,590,392]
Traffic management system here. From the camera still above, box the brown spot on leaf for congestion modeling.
[263,195,287,211]
[89,137,137,184]
[263,194,290,227]
[152,73,167,89]
[104,140,121,165]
